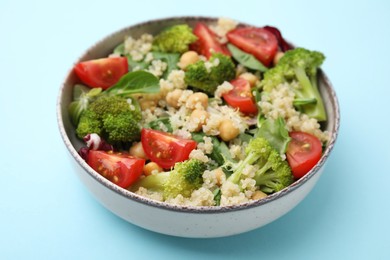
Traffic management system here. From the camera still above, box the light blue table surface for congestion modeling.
[1,0,389,259]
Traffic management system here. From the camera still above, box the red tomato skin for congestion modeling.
[192,22,231,59]
[74,57,128,90]
[87,150,145,188]
[286,132,323,179]
[141,129,197,169]
[222,78,258,115]
[226,27,278,66]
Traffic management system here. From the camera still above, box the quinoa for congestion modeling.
[124,34,153,61]
[189,149,209,163]
[258,82,330,142]
[197,136,213,154]
[147,60,168,77]
[214,81,234,100]
[210,17,238,43]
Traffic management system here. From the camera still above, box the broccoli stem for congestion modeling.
[294,67,327,121]
[131,172,169,193]
[254,171,279,194]
[255,160,273,178]
[228,152,260,184]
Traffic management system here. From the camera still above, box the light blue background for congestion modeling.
[1,0,389,259]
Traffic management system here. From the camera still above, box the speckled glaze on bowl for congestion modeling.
[57,16,340,238]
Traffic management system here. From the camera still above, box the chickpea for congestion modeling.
[273,51,284,65]
[178,51,200,70]
[143,162,163,176]
[129,142,148,159]
[251,190,268,200]
[139,99,156,112]
[166,89,183,108]
[186,92,208,110]
[218,119,239,142]
[190,109,209,132]
[239,72,259,87]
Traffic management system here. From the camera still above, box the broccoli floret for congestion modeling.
[131,159,206,199]
[103,113,140,144]
[76,95,141,144]
[152,24,198,54]
[225,137,293,194]
[76,110,102,137]
[261,48,327,121]
[253,149,293,194]
[185,53,236,95]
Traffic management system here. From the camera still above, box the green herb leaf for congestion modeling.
[126,55,150,71]
[145,117,173,132]
[152,52,180,79]
[255,117,291,155]
[113,43,125,55]
[227,44,268,72]
[105,71,160,97]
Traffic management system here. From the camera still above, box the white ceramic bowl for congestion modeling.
[57,16,340,238]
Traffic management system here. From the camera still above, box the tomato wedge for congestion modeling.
[141,129,197,169]
[87,150,145,188]
[227,27,278,66]
[74,57,128,89]
[286,132,322,179]
[222,78,258,115]
[191,22,231,59]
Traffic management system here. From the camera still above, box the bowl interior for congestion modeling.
[57,16,340,212]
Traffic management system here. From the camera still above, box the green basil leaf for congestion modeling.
[151,52,180,79]
[255,117,291,155]
[227,44,268,72]
[106,71,160,97]
[191,132,205,143]
[126,55,150,71]
[145,117,173,132]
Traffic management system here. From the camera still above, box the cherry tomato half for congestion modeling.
[227,27,278,67]
[286,132,323,179]
[87,150,145,188]
[222,78,258,115]
[74,57,128,89]
[141,128,197,169]
[191,22,231,59]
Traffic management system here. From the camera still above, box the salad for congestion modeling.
[69,18,329,207]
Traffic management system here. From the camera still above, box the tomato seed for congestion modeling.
[113,175,119,183]
[302,143,311,150]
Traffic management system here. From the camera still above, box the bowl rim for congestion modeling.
[57,15,340,214]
